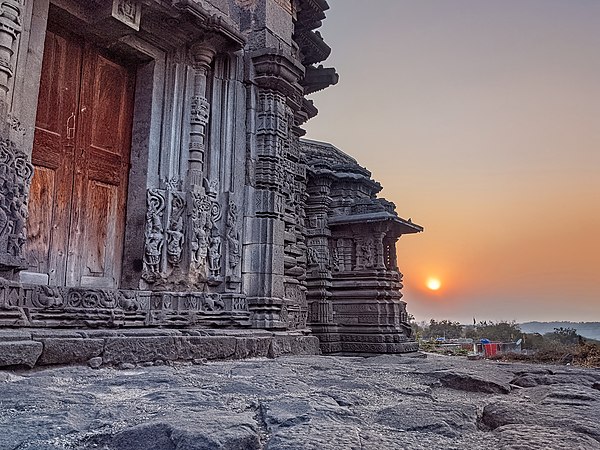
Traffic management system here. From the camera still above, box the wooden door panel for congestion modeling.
[90,57,133,157]
[78,180,119,287]
[67,47,134,288]
[25,167,55,276]
[24,30,82,285]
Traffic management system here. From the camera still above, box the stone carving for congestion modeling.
[142,189,165,283]
[202,293,224,311]
[7,114,25,135]
[0,139,33,261]
[117,291,140,311]
[208,231,221,277]
[162,177,181,191]
[111,0,141,30]
[190,192,211,269]
[0,0,22,92]
[35,286,64,308]
[226,201,240,269]
[189,190,221,277]
[231,296,247,311]
[307,247,318,266]
[191,95,210,126]
[166,192,185,266]
[358,238,375,269]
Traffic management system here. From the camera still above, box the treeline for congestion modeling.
[415,319,600,367]
[520,322,600,341]
[417,319,522,342]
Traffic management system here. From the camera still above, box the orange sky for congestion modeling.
[304,0,600,323]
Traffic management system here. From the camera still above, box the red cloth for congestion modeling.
[484,343,498,357]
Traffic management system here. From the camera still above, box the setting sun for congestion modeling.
[426,278,442,291]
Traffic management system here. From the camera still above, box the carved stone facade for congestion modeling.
[0,0,421,362]
[302,139,423,354]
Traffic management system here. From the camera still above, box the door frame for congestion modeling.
[19,7,167,289]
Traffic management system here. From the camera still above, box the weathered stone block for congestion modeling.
[103,336,178,365]
[0,329,32,341]
[176,336,237,360]
[234,337,272,359]
[0,340,42,368]
[38,338,104,366]
[270,335,320,357]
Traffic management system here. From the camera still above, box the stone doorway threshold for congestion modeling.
[0,329,320,370]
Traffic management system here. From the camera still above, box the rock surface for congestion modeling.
[1,354,599,449]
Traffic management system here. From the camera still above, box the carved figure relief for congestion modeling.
[307,247,319,266]
[166,192,185,266]
[117,291,140,311]
[226,201,240,269]
[190,192,211,269]
[0,139,33,260]
[202,293,224,311]
[190,189,222,279]
[35,286,64,309]
[208,231,221,277]
[142,189,165,282]
[358,238,375,269]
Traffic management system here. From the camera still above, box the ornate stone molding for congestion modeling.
[0,280,249,328]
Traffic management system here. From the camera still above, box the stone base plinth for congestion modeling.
[0,328,320,369]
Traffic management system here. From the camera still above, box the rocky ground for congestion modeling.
[1,354,600,449]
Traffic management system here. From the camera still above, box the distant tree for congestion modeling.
[423,319,463,340]
[546,327,580,345]
[467,320,521,342]
[521,332,546,350]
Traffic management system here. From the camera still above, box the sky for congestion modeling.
[304,0,600,324]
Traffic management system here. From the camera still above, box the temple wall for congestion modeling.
[0,0,421,365]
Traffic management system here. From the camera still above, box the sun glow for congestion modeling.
[426,278,442,291]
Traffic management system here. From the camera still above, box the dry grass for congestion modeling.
[489,342,600,368]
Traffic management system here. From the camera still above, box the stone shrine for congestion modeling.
[0,0,422,367]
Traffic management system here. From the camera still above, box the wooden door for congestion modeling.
[25,28,135,288]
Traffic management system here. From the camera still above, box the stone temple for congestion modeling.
[0,0,422,368]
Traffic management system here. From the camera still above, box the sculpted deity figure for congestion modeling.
[208,232,221,277]
[142,189,165,282]
[226,202,240,268]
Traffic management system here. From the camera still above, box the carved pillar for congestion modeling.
[187,44,215,191]
[374,230,386,270]
[305,175,334,325]
[0,0,21,109]
[244,50,304,329]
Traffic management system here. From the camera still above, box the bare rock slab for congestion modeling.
[440,372,511,394]
[495,424,600,450]
[374,402,478,437]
